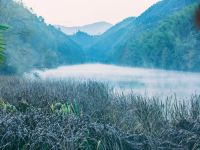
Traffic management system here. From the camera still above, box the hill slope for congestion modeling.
[85,0,200,71]
[87,17,136,62]
[118,3,200,71]
[69,31,98,50]
[0,0,84,74]
[86,0,196,60]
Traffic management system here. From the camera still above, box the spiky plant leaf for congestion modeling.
[0,24,8,63]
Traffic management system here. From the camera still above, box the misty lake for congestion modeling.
[26,64,200,99]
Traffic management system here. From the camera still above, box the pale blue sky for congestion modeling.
[22,0,159,26]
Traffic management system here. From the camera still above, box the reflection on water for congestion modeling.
[25,64,200,99]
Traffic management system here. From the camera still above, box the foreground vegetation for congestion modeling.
[0,77,199,149]
[1,0,200,75]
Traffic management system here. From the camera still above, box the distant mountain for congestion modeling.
[87,17,136,61]
[87,0,197,62]
[84,0,200,72]
[57,22,113,35]
[0,0,84,74]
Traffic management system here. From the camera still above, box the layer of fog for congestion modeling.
[25,64,200,99]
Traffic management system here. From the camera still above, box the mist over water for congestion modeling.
[25,64,200,99]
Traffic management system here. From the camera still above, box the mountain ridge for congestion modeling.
[56,21,113,35]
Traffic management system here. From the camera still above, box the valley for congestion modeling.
[0,0,200,149]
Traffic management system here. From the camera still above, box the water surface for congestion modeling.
[25,64,200,99]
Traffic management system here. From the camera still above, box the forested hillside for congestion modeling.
[84,0,200,71]
[86,0,197,62]
[118,3,200,71]
[69,31,98,50]
[0,0,84,74]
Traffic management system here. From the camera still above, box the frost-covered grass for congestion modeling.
[0,76,200,149]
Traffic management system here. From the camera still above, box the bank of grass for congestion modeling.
[0,76,200,149]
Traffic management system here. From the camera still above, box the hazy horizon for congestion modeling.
[21,0,159,26]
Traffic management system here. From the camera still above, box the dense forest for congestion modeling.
[0,0,200,74]
[116,3,200,71]
[0,0,84,74]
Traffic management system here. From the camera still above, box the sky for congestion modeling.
[22,0,159,27]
